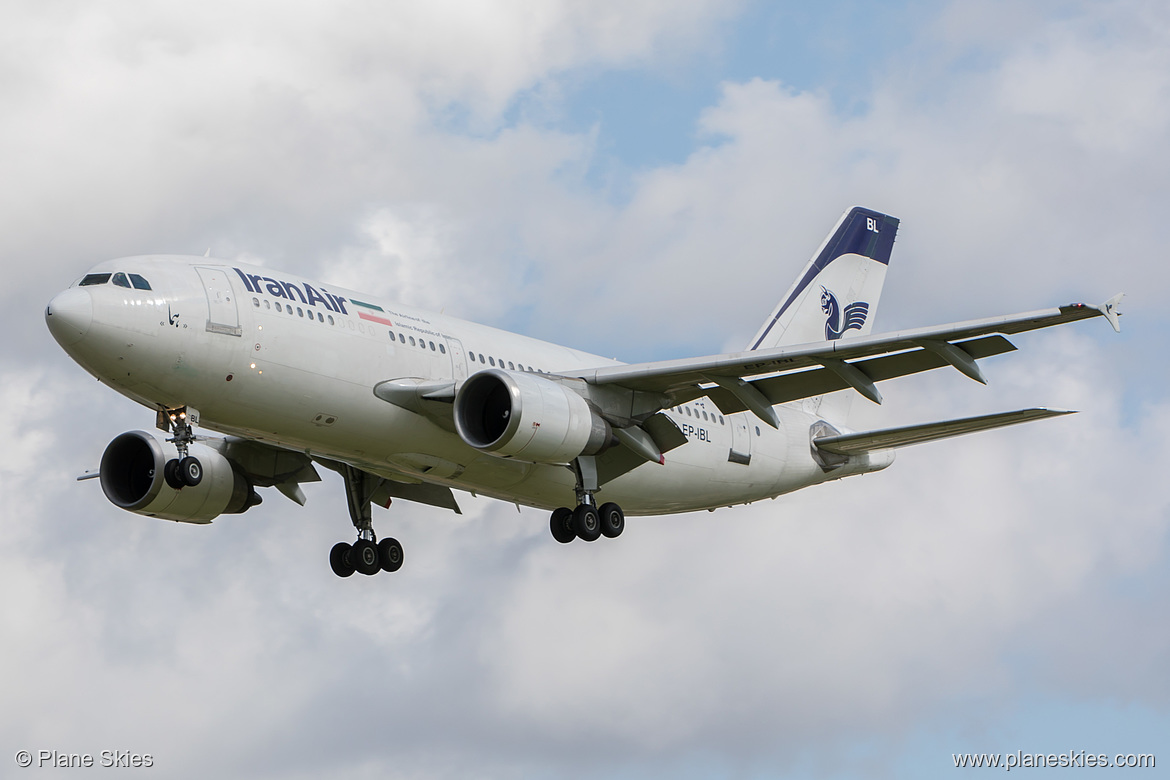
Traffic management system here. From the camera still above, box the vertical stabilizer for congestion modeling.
[747,207,899,424]
[747,206,899,351]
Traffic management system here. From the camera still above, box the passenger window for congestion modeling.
[719,415,725,425]
[111,272,131,288]
[297,307,304,317]
[129,273,151,290]
[685,407,692,417]
[479,354,485,364]
[755,426,761,436]
[275,302,283,312]
[253,297,260,307]
[429,341,436,351]
[398,334,405,343]
[264,300,270,310]
[439,343,446,354]
[389,331,395,341]
[489,357,496,366]
[327,315,334,325]
[317,312,323,322]
[702,411,709,421]
[508,361,515,370]
[79,273,111,286]
[409,336,416,346]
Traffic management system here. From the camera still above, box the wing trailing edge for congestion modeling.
[812,408,1075,456]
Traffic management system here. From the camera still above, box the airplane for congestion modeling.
[44,207,1123,578]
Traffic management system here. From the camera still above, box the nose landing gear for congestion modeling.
[159,407,203,489]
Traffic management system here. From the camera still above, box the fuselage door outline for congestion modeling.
[445,337,468,381]
[195,266,242,337]
[729,413,752,465]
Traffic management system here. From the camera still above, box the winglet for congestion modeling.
[1091,293,1124,333]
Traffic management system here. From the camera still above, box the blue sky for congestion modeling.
[2,1,1167,778]
[549,0,925,172]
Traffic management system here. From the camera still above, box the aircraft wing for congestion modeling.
[812,408,1074,455]
[572,296,1122,425]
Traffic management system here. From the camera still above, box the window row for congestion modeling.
[388,330,446,355]
[466,350,543,374]
[79,272,152,290]
[671,405,726,426]
[253,297,335,325]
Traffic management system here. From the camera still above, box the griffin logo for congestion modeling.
[820,287,869,340]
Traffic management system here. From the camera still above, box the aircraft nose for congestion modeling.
[45,287,93,346]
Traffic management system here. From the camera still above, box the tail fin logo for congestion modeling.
[820,287,869,340]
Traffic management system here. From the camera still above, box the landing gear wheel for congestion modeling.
[378,537,404,572]
[330,542,355,578]
[178,456,203,487]
[163,459,185,490]
[550,507,576,544]
[598,502,625,538]
[573,503,601,542]
[352,539,380,575]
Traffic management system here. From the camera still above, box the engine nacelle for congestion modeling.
[99,431,255,524]
[453,369,612,464]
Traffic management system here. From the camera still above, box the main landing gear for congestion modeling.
[549,456,625,544]
[161,407,203,489]
[329,464,403,578]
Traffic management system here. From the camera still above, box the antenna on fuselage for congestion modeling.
[203,248,211,257]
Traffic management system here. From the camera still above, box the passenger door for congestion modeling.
[196,266,241,336]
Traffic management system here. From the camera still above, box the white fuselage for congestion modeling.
[50,256,891,515]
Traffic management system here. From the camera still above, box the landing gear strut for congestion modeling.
[548,455,625,544]
[160,407,202,489]
[328,464,403,578]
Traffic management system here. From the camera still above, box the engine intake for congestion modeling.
[100,431,256,523]
[454,369,612,464]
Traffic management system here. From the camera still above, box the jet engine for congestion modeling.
[99,430,258,523]
[453,369,612,464]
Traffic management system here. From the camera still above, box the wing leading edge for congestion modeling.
[572,295,1123,426]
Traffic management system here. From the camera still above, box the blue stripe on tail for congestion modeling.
[750,207,898,350]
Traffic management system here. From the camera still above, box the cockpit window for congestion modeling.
[79,273,111,286]
[112,272,131,288]
[129,273,151,290]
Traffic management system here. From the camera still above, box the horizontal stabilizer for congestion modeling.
[812,407,1075,455]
